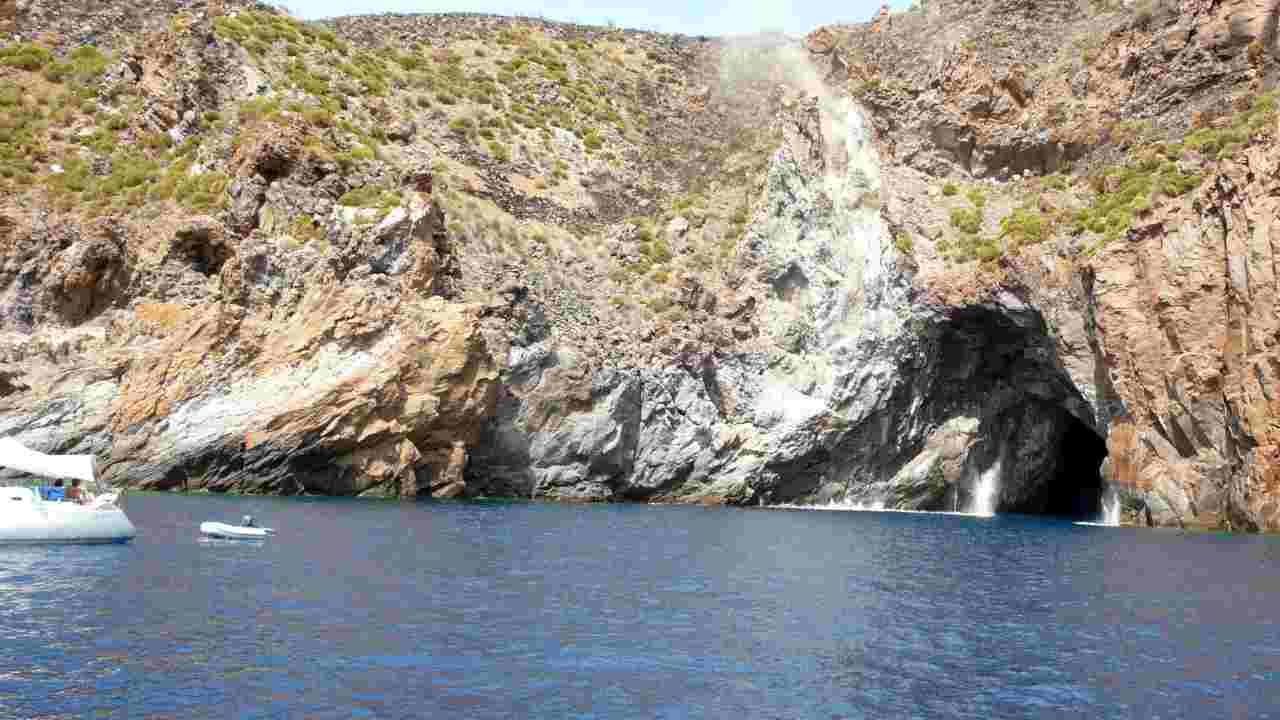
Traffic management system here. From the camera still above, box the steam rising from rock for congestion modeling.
[715,33,856,175]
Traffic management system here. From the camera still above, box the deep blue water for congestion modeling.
[2,493,1280,719]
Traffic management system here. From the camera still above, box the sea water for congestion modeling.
[2,492,1279,719]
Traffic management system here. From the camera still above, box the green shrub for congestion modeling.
[46,158,92,193]
[338,185,400,208]
[1072,155,1202,242]
[1183,126,1247,160]
[334,143,375,170]
[998,206,1050,248]
[69,45,109,81]
[141,132,172,150]
[213,16,249,42]
[303,107,334,127]
[287,215,324,243]
[1158,170,1202,196]
[173,135,201,158]
[965,187,986,208]
[41,61,74,83]
[0,43,53,71]
[70,149,163,204]
[643,239,673,263]
[944,232,1004,263]
[950,207,983,234]
[1178,91,1278,160]
[395,52,424,71]
[783,311,816,352]
[941,182,958,196]
[238,96,282,124]
[893,232,913,255]
[1042,174,1069,191]
[287,61,330,96]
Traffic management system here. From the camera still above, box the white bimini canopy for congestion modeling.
[0,437,96,484]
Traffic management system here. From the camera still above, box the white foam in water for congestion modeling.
[773,495,882,512]
[1077,485,1122,528]
[967,463,1000,518]
[1102,486,1120,527]
[774,493,992,518]
[772,502,983,517]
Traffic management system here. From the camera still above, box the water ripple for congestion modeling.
[2,494,1279,719]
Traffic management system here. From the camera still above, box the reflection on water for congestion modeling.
[1,492,1279,719]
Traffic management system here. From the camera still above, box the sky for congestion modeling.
[285,0,911,38]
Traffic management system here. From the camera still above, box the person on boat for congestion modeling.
[242,515,255,528]
[66,478,84,504]
[47,479,65,502]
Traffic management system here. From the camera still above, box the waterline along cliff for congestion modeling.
[0,0,1276,530]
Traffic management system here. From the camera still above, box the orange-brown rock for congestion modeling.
[232,120,305,180]
[0,0,15,34]
[1091,142,1280,530]
[805,27,837,54]
[106,287,498,495]
[333,437,422,497]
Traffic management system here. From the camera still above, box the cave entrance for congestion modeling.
[1040,412,1108,520]
[931,305,1111,521]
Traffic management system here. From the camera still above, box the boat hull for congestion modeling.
[200,522,273,540]
[0,487,137,544]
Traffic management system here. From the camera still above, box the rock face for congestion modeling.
[1094,142,1280,530]
[0,0,1277,531]
[835,0,1278,179]
[1,195,499,499]
[466,91,1113,522]
[468,346,763,503]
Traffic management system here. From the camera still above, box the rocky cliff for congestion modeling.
[0,0,1276,529]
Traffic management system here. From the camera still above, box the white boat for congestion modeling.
[200,519,275,540]
[0,437,137,544]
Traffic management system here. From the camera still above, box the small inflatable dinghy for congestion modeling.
[200,515,274,540]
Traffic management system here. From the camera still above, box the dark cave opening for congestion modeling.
[929,305,1111,521]
[1040,413,1108,519]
